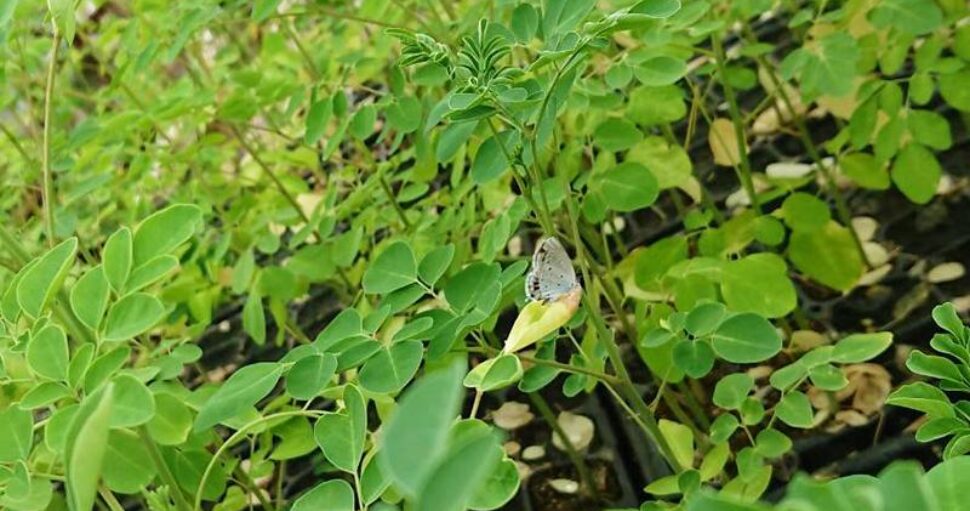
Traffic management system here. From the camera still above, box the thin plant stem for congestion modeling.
[98,487,126,511]
[138,427,193,511]
[711,36,761,213]
[528,392,598,499]
[755,58,871,267]
[377,166,412,229]
[232,465,274,511]
[229,124,309,224]
[469,389,484,419]
[561,193,683,472]
[42,32,61,247]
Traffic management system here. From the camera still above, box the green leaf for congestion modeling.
[713,374,754,410]
[381,362,465,497]
[463,354,524,391]
[194,362,283,431]
[386,96,422,134]
[634,56,687,86]
[721,253,797,319]
[362,241,417,294]
[102,429,156,494]
[775,391,814,428]
[711,313,782,363]
[83,347,130,392]
[71,266,110,331]
[892,143,941,204]
[146,393,192,445]
[132,204,202,267]
[251,0,282,21]
[292,479,355,511]
[20,382,71,409]
[627,85,686,126]
[907,350,964,383]
[65,384,114,511]
[592,162,659,212]
[109,374,156,427]
[809,364,848,391]
[932,303,966,340]
[709,414,739,444]
[16,237,77,319]
[469,456,520,510]
[444,262,500,312]
[927,455,970,508]
[788,221,864,291]
[685,302,727,337]
[787,32,859,98]
[511,3,539,41]
[102,292,166,342]
[286,353,338,400]
[47,0,76,43]
[832,332,893,363]
[313,385,366,473]
[908,110,952,150]
[940,71,970,112]
[0,406,33,462]
[593,118,643,152]
[359,340,423,394]
[659,419,695,470]
[868,0,942,35]
[472,131,518,184]
[416,424,503,511]
[418,244,454,286]
[304,99,332,145]
[542,0,595,36]
[631,0,682,18]
[755,428,792,458]
[781,192,830,232]
[27,324,69,381]
[102,227,133,293]
[673,339,715,378]
[125,255,179,292]
[840,152,890,190]
[242,293,266,346]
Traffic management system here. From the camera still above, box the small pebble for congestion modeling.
[492,401,534,430]
[548,478,580,495]
[522,445,546,461]
[851,216,879,242]
[927,262,965,284]
[553,412,594,452]
[503,441,521,457]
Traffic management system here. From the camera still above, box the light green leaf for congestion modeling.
[593,118,643,152]
[285,353,337,400]
[775,391,814,428]
[27,324,69,381]
[146,393,192,445]
[832,332,893,363]
[721,253,797,319]
[291,480,355,511]
[868,0,942,35]
[659,419,694,470]
[592,162,659,212]
[194,362,283,431]
[110,374,156,428]
[711,313,782,363]
[362,241,417,294]
[65,384,114,511]
[16,237,77,319]
[313,385,366,472]
[102,227,132,293]
[418,244,455,286]
[0,406,33,462]
[381,362,464,497]
[788,221,864,291]
[892,143,941,204]
[71,266,110,331]
[102,429,156,494]
[102,292,166,342]
[635,56,687,86]
[132,204,202,267]
[359,340,423,394]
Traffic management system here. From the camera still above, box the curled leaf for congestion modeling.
[503,287,581,354]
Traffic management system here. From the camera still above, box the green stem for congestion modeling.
[98,486,126,511]
[562,194,683,472]
[138,427,192,511]
[528,392,598,499]
[232,465,274,511]
[42,31,61,246]
[756,60,870,267]
[711,36,761,213]
[229,124,310,225]
[377,166,412,229]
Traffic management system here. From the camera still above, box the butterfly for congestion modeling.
[525,237,581,302]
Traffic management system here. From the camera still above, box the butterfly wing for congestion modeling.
[525,237,579,302]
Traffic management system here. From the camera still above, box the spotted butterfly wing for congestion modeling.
[525,237,580,302]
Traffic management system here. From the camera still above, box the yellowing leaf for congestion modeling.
[708,118,743,166]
